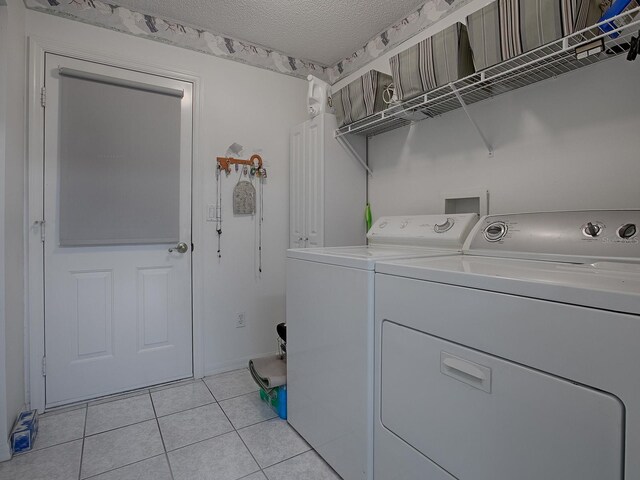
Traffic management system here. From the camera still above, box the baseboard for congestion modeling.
[0,439,11,463]
[203,351,279,378]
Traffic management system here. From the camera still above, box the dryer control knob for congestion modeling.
[484,222,507,242]
[434,218,455,233]
[618,223,637,239]
[582,222,603,238]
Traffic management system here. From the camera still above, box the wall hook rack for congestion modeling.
[217,154,263,174]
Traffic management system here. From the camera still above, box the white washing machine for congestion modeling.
[286,214,479,480]
[373,210,640,480]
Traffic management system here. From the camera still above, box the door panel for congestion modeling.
[44,54,193,406]
[290,123,306,248]
[138,267,171,349]
[305,116,324,248]
[73,270,113,359]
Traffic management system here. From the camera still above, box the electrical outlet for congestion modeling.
[236,312,246,328]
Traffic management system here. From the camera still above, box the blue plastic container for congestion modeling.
[10,410,39,455]
[599,0,638,38]
[259,385,287,420]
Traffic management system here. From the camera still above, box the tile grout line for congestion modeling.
[158,414,281,456]
[78,378,272,460]
[155,399,218,419]
[212,389,261,403]
[84,416,156,438]
[77,406,88,480]
[217,389,278,430]
[237,470,267,480]
[149,390,176,480]
[199,378,218,403]
[27,372,279,480]
[201,372,318,478]
[31,436,84,453]
[81,454,167,480]
[260,448,312,472]
[202,378,265,479]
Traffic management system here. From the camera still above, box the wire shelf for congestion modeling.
[335,7,640,139]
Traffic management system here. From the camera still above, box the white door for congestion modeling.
[290,123,306,248]
[43,54,193,406]
[305,116,324,248]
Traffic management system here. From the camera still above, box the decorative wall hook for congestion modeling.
[217,154,263,175]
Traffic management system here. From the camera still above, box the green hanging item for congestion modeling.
[365,203,373,231]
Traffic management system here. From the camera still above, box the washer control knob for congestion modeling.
[434,218,455,233]
[583,222,603,238]
[618,223,637,239]
[484,222,507,242]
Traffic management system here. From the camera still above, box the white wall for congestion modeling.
[24,10,307,385]
[0,0,26,460]
[367,56,640,217]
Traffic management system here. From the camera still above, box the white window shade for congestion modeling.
[58,70,182,246]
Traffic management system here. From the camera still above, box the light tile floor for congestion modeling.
[0,369,342,480]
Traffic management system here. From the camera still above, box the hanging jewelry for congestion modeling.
[216,165,223,259]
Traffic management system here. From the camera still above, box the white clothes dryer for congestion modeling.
[374,210,640,480]
[286,213,479,480]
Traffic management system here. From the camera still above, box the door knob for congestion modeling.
[169,242,189,253]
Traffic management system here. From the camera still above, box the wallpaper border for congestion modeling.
[24,0,472,85]
[24,0,330,81]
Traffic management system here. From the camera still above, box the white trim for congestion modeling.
[0,439,10,463]
[26,35,204,412]
[0,2,10,457]
[203,351,279,378]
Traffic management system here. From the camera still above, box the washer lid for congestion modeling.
[287,245,460,270]
[375,255,640,314]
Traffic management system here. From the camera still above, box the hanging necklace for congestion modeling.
[216,165,223,259]
[258,174,263,274]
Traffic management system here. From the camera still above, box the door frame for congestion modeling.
[0,5,12,462]
[26,36,205,412]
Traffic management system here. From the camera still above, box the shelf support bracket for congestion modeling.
[451,84,494,156]
[335,133,373,176]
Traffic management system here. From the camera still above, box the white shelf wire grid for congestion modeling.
[335,7,640,139]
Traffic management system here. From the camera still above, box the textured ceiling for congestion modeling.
[112,0,427,65]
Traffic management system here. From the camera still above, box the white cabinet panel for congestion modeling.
[305,116,324,248]
[290,123,306,248]
[289,114,365,250]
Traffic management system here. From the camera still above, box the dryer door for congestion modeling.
[380,321,624,480]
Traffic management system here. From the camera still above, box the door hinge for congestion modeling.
[34,220,45,243]
[41,356,46,377]
[40,86,46,108]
